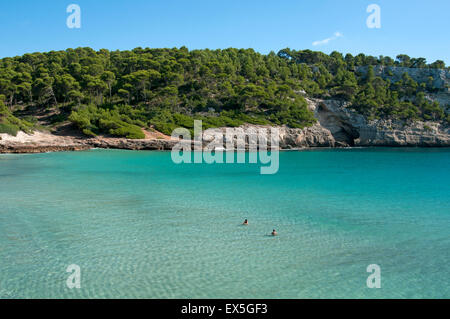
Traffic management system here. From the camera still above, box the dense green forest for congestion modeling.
[0,47,448,138]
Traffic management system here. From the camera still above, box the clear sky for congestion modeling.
[0,0,449,64]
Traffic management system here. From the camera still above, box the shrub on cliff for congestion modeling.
[69,104,145,139]
[0,101,33,136]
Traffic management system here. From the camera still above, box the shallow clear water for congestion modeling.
[0,148,449,299]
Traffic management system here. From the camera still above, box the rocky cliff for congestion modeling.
[280,98,450,148]
[357,66,450,107]
[356,66,450,90]
[224,98,450,149]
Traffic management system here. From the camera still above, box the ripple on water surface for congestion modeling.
[0,149,449,298]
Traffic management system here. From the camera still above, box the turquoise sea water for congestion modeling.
[0,148,449,299]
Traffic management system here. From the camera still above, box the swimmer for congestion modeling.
[243,219,249,226]
[271,229,278,236]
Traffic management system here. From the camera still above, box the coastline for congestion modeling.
[1,127,449,154]
[0,131,177,154]
[2,97,449,154]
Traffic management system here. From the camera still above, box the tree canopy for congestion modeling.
[0,47,448,137]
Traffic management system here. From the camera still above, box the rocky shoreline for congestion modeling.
[1,98,449,154]
[0,133,179,154]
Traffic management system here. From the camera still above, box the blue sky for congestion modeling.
[0,0,449,64]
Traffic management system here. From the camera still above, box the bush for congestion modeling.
[109,124,145,139]
[0,101,34,135]
[0,122,20,136]
[82,128,97,137]
[69,104,146,139]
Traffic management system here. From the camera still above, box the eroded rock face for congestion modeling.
[84,137,178,150]
[355,120,450,147]
[222,97,449,149]
[356,66,450,90]
[200,123,336,149]
[300,98,450,148]
[278,125,335,148]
